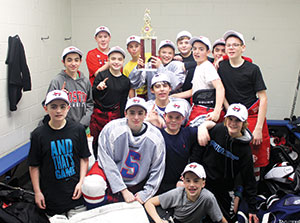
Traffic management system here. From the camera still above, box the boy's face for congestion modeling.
[158,46,175,65]
[163,112,184,133]
[151,81,171,101]
[125,106,146,132]
[183,172,205,201]
[44,100,70,123]
[225,116,243,138]
[63,53,82,74]
[127,42,141,58]
[108,52,124,72]
[177,37,192,56]
[192,41,210,65]
[225,36,245,60]
[212,44,226,60]
[95,31,111,51]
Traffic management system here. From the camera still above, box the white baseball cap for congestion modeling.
[45,90,69,106]
[225,103,248,122]
[182,162,206,179]
[151,73,171,87]
[189,36,212,51]
[94,26,111,36]
[126,35,141,46]
[125,97,147,111]
[165,101,186,117]
[158,40,176,51]
[176,30,192,42]
[61,46,83,60]
[223,30,245,45]
[108,46,126,58]
[212,38,225,50]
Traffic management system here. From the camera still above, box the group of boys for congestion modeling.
[27,25,268,223]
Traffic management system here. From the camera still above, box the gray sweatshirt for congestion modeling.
[47,70,93,128]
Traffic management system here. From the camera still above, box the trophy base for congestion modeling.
[137,68,158,72]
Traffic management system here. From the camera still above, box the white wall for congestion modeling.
[0,0,300,158]
[0,0,72,157]
[72,0,300,120]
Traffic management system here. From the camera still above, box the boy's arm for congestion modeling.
[206,79,225,122]
[197,121,216,146]
[171,89,192,99]
[72,158,89,200]
[128,58,147,89]
[252,90,267,145]
[135,138,166,203]
[29,166,46,209]
[144,196,168,223]
[79,83,94,128]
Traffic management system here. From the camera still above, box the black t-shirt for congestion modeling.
[175,53,196,92]
[92,69,131,117]
[218,60,267,108]
[28,120,91,216]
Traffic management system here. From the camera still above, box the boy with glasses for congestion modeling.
[218,30,270,179]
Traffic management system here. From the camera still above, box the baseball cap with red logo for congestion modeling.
[126,35,141,46]
[225,103,248,122]
[189,36,212,51]
[182,162,206,179]
[212,38,225,51]
[158,40,176,51]
[108,46,126,58]
[125,97,147,112]
[45,90,69,106]
[165,101,186,117]
[61,46,83,60]
[94,26,111,36]
[223,30,245,45]
[176,30,192,42]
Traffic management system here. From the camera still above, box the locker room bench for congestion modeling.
[0,142,30,176]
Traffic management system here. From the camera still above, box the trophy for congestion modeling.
[140,9,157,71]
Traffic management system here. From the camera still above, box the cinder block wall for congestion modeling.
[72,0,300,120]
[0,0,72,157]
[0,0,300,157]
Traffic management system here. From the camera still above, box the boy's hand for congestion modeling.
[151,56,162,68]
[173,55,183,61]
[61,81,69,94]
[249,213,259,223]
[137,57,144,69]
[35,191,46,209]
[197,125,211,146]
[135,193,144,204]
[214,56,224,69]
[96,77,108,91]
[72,182,82,200]
[147,105,164,128]
[206,110,220,122]
[252,128,262,145]
[121,189,136,203]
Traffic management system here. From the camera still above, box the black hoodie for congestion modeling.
[193,123,257,213]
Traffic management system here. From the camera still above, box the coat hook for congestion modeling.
[252,36,256,40]
[64,37,72,41]
[41,36,49,40]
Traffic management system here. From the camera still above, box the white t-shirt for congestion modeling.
[191,60,220,94]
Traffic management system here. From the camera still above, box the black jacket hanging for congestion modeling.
[5,35,31,111]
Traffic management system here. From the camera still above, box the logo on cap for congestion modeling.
[189,164,197,169]
[233,106,241,112]
[133,98,140,103]
[173,104,180,109]
[99,26,105,30]
[130,36,135,40]
[53,92,61,96]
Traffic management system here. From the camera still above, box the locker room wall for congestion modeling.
[71,0,300,120]
[0,0,299,158]
[0,0,72,157]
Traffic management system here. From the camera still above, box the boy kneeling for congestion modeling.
[145,162,227,223]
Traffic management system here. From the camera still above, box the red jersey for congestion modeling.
[86,48,108,86]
